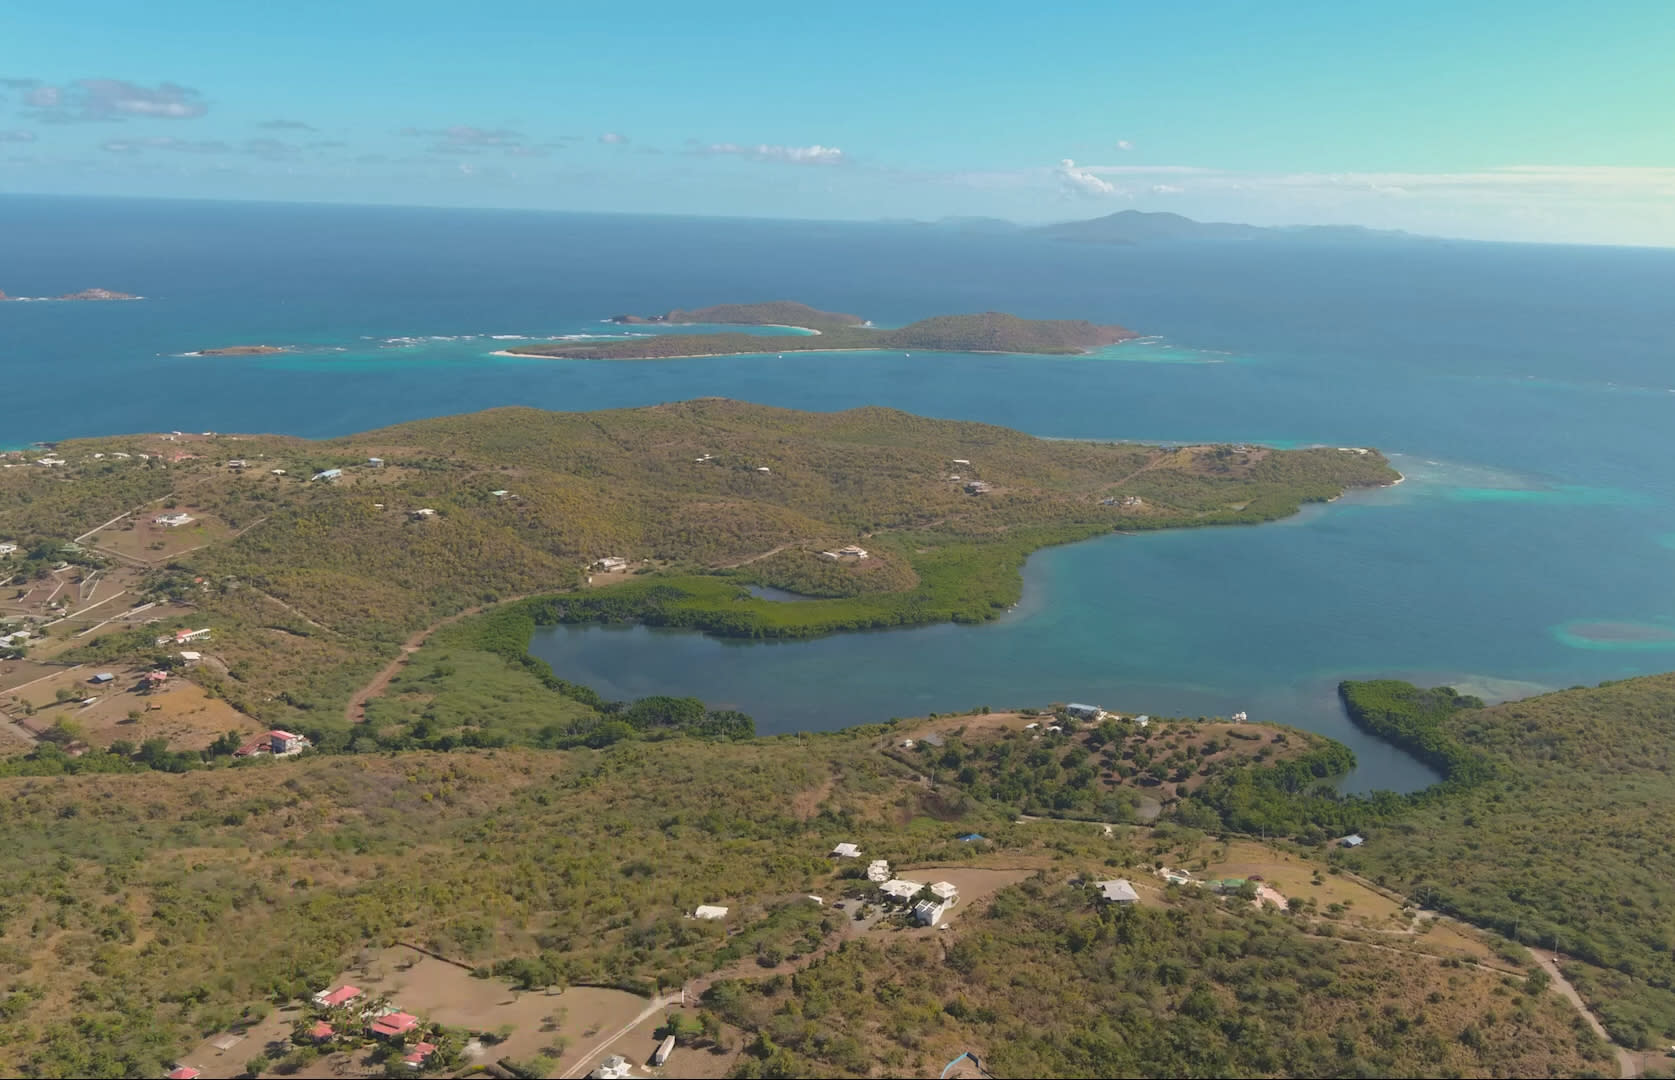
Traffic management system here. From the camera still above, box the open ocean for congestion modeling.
[4,194,1674,792]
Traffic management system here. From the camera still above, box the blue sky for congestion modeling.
[2,0,1672,245]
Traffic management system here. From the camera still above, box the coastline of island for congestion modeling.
[0,287,142,302]
[501,303,1139,361]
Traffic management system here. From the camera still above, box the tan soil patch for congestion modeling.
[305,946,648,1077]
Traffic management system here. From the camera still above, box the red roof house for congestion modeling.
[403,1041,437,1067]
[309,1020,335,1041]
[369,1011,419,1038]
[167,1069,202,1080]
[313,984,362,1008]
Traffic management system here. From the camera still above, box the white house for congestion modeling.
[1065,703,1103,723]
[655,1034,676,1066]
[866,859,891,882]
[912,898,953,926]
[879,879,924,902]
[313,468,343,482]
[366,457,384,468]
[410,508,438,520]
[930,881,959,904]
[178,651,203,663]
[691,905,729,920]
[591,1054,633,1080]
[0,542,17,557]
[755,466,771,473]
[831,842,861,859]
[1341,834,1366,848]
[952,458,971,465]
[593,556,629,572]
[153,512,195,528]
[270,730,311,755]
[1096,879,1140,905]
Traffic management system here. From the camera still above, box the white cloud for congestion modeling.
[691,141,844,165]
[20,79,208,122]
[1150,183,1184,194]
[101,136,229,154]
[259,119,316,132]
[1116,139,1133,151]
[599,132,629,144]
[0,130,36,143]
[1056,158,1120,197]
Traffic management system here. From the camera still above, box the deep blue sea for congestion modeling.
[5,194,1674,792]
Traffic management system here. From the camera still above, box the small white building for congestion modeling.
[1065,703,1104,723]
[593,556,629,572]
[756,466,771,473]
[879,879,924,902]
[0,542,17,557]
[1096,879,1140,905]
[912,898,952,926]
[654,1034,676,1066]
[410,508,437,520]
[930,881,959,903]
[153,512,195,528]
[952,458,971,466]
[178,650,203,663]
[490,489,511,498]
[591,1055,633,1080]
[313,468,343,482]
[1341,834,1366,848]
[866,859,891,883]
[366,457,384,468]
[831,842,861,859]
[270,729,311,756]
[691,905,729,920]
[226,459,247,469]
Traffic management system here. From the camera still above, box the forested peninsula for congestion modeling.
[6,401,1675,1077]
[509,305,1138,359]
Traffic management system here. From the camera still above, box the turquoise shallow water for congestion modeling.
[5,196,1675,792]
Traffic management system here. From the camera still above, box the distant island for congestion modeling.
[191,345,290,356]
[884,209,1420,246]
[607,300,865,330]
[0,287,141,301]
[508,305,1138,360]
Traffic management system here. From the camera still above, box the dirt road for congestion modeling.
[341,599,523,725]
[1530,949,1639,1078]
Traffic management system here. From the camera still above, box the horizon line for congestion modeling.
[2,189,1671,252]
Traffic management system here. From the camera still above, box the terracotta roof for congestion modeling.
[318,985,361,1007]
[403,1041,437,1063]
[369,1011,419,1037]
[310,1021,334,1040]
[167,1069,202,1080]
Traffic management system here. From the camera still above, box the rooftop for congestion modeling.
[1096,879,1140,903]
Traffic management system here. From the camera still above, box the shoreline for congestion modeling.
[491,343,1112,361]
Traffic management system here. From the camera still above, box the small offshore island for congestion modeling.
[191,344,291,356]
[0,286,140,301]
[504,300,1138,359]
